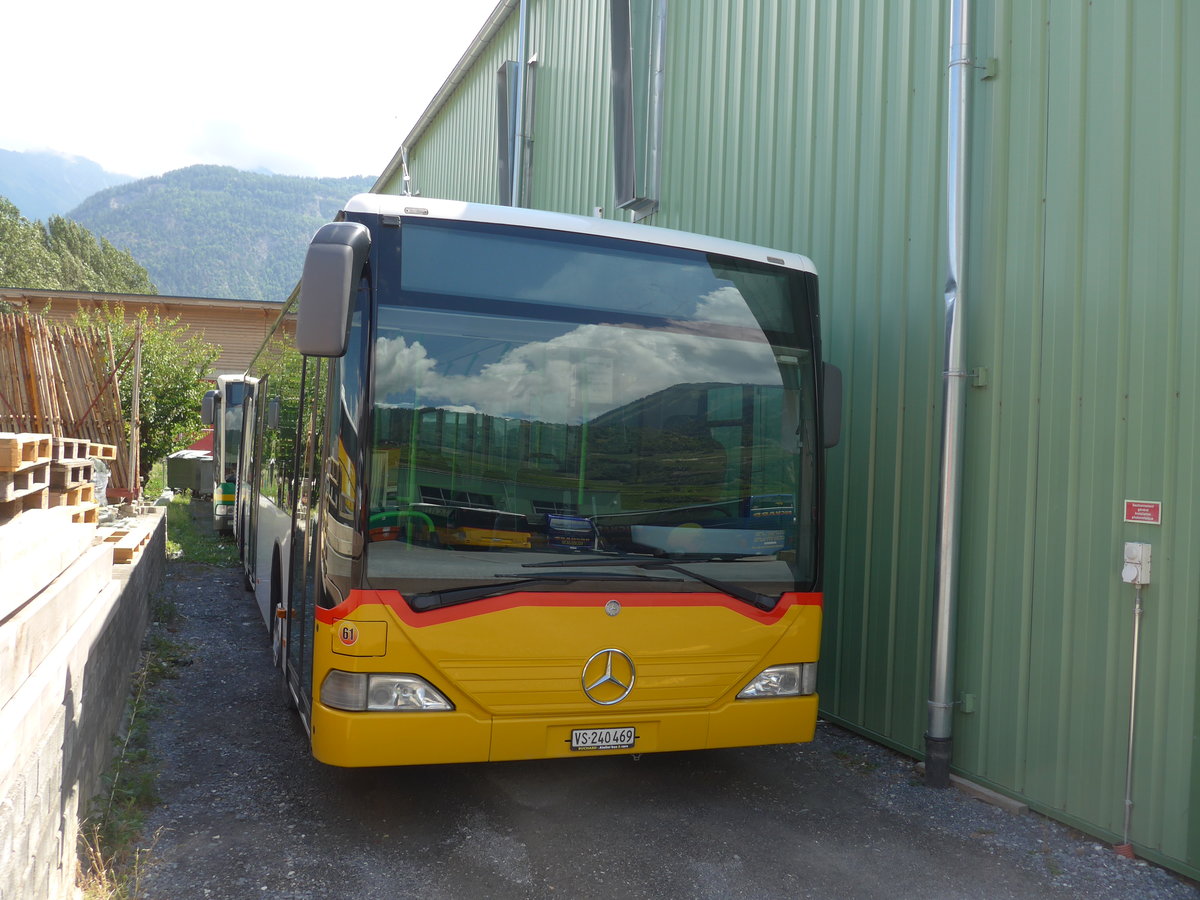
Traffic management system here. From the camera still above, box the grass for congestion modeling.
[141,459,239,567]
[143,462,166,505]
[163,490,239,567]
[77,593,191,899]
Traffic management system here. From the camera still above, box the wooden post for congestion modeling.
[127,322,142,501]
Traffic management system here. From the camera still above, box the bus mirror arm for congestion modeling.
[296,221,372,357]
[822,362,843,448]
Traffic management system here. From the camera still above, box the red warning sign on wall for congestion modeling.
[1124,500,1162,525]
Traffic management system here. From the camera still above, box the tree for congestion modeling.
[0,195,157,294]
[74,305,219,485]
[47,216,157,294]
[0,197,61,288]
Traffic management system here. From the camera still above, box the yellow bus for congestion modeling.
[240,195,841,767]
[433,506,532,550]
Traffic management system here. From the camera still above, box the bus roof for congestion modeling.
[340,194,818,277]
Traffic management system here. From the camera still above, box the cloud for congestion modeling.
[375,319,778,424]
[695,286,762,326]
[374,334,440,393]
[0,0,499,178]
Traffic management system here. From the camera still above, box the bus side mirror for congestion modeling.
[822,362,843,449]
[268,396,281,429]
[296,221,371,357]
[201,389,218,425]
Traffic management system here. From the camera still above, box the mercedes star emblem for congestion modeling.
[581,648,636,705]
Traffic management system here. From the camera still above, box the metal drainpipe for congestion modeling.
[399,148,413,196]
[926,0,972,789]
[510,0,530,207]
[1113,582,1146,857]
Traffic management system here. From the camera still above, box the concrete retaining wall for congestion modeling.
[0,508,165,900]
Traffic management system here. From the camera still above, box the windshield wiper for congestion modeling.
[409,572,683,612]
[522,558,780,612]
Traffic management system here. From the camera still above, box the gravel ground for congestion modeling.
[133,556,1200,900]
[813,727,1196,900]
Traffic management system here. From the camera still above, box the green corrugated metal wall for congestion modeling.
[402,0,616,211]
[382,0,1200,876]
[399,14,516,204]
[961,0,1200,870]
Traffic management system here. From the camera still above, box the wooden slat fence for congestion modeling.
[0,313,131,492]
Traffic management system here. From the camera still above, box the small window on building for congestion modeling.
[610,0,667,220]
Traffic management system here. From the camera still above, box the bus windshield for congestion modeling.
[221,380,246,482]
[365,219,819,599]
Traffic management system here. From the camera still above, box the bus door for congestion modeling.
[285,357,326,716]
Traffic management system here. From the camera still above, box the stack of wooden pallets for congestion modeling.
[0,313,132,494]
[0,433,51,522]
[1,432,113,526]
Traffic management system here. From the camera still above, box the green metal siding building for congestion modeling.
[374,0,1200,876]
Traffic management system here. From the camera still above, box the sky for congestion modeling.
[2,0,500,179]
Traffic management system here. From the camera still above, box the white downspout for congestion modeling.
[926,0,972,789]
[510,0,530,207]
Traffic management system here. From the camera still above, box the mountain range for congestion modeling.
[0,149,375,302]
[0,149,134,222]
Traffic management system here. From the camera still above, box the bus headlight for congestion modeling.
[320,671,454,711]
[368,675,454,711]
[737,663,817,699]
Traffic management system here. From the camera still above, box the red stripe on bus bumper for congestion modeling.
[316,589,821,627]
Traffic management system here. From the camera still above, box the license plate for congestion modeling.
[570,726,636,751]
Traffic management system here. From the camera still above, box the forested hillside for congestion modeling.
[69,166,374,301]
[0,197,156,295]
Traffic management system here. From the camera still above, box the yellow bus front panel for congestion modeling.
[310,589,821,767]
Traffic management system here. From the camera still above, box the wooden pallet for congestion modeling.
[103,528,151,564]
[0,434,108,526]
[89,442,118,461]
[0,490,49,524]
[52,436,90,463]
[50,461,93,490]
[0,461,49,503]
[0,433,53,472]
[50,483,96,507]
[67,503,99,524]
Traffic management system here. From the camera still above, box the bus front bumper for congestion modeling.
[309,694,818,767]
